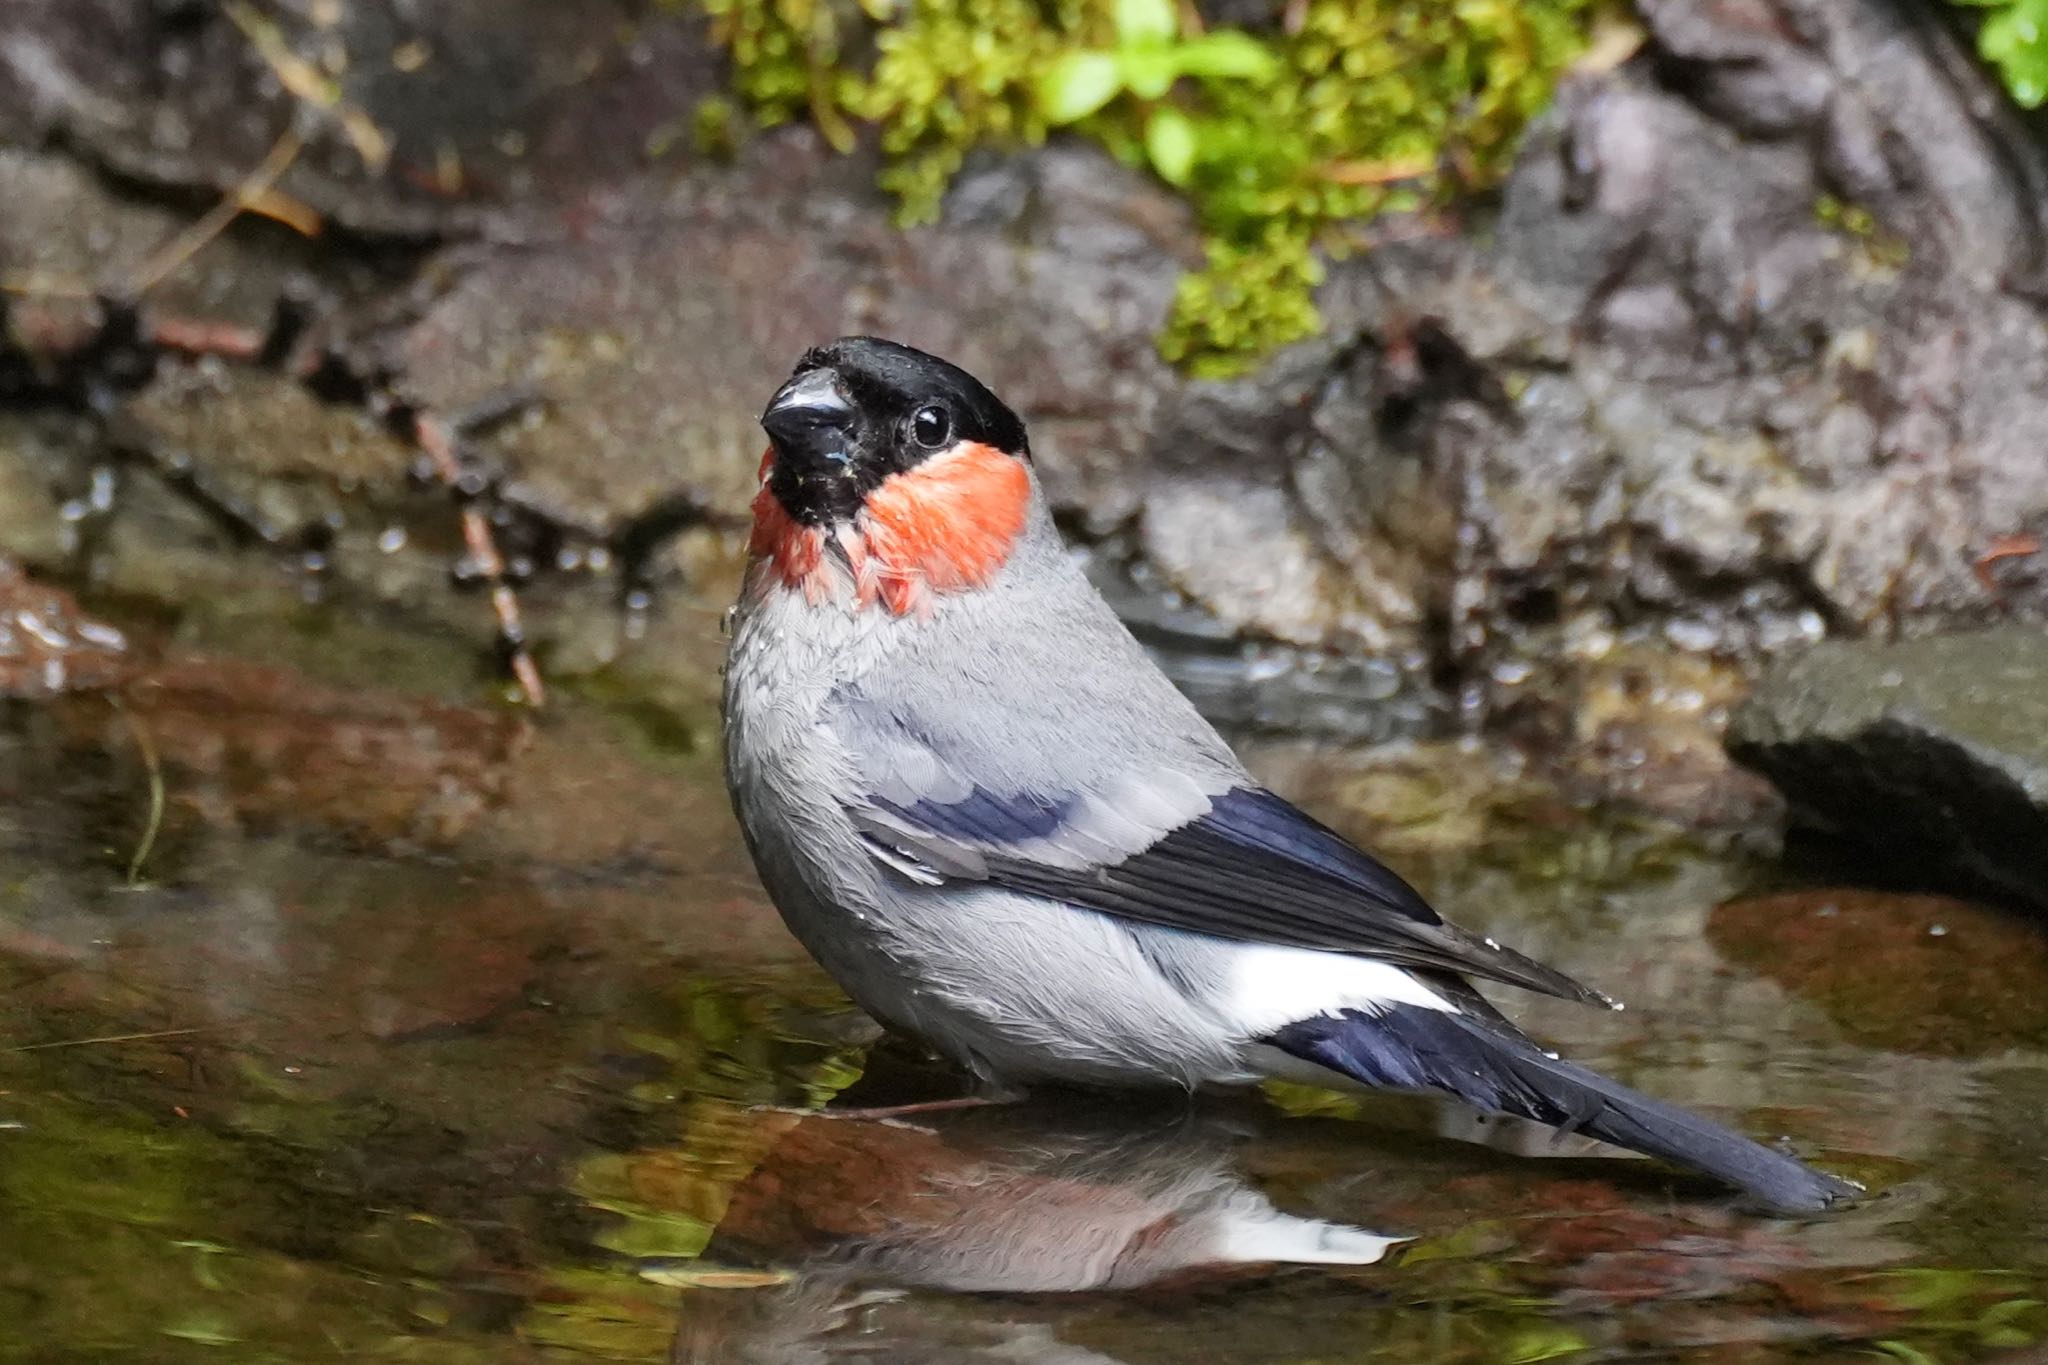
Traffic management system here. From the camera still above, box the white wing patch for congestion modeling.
[1207,1199,1406,1266]
[1217,943,1453,1038]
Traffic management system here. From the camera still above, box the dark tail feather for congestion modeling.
[1269,1005,1856,1213]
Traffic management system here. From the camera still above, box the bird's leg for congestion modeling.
[820,1093,1020,1120]
[745,1087,1023,1131]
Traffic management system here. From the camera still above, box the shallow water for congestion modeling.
[2,587,2045,1365]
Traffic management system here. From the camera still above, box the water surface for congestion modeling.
[2,588,2043,1365]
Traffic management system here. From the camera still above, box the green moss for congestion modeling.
[0,1091,480,1364]
[690,0,1604,374]
[1959,0,2048,106]
[1159,226,1324,376]
[1815,192,1909,270]
[861,0,1095,222]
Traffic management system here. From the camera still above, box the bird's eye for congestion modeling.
[910,404,951,451]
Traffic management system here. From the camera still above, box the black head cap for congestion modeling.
[759,337,1028,526]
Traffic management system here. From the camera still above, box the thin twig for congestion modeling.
[0,270,97,299]
[1974,532,2042,594]
[239,187,323,238]
[146,316,268,362]
[8,1027,212,1053]
[413,413,547,707]
[128,127,306,297]
[111,697,166,887]
[222,0,389,170]
[1319,154,1435,187]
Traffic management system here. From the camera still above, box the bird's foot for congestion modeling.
[745,1092,1017,1133]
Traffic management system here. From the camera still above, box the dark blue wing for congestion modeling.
[853,780,1610,1007]
[1270,1006,1851,1210]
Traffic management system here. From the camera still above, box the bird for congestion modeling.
[721,335,1851,1213]
[677,1102,1396,1364]
[712,1100,1400,1296]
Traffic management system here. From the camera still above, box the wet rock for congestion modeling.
[1105,0,2048,716]
[1426,642,1789,830]
[347,0,2048,754]
[120,361,417,532]
[51,654,529,847]
[0,557,129,698]
[1709,890,2048,1056]
[5,0,2045,795]
[0,136,1193,697]
[0,147,326,338]
[102,359,524,610]
[0,415,89,564]
[374,135,1190,541]
[1241,664,1774,857]
[0,0,727,236]
[1725,627,2048,913]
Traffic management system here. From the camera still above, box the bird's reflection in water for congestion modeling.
[659,1093,1401,1364]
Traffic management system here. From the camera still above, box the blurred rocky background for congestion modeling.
[6,0,2046,859]
[5,0,2048,988]
[7,4,2048,1362]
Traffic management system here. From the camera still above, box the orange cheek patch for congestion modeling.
[747,441,1029,614]
[861,442,1030,613]
[749,477,825,592]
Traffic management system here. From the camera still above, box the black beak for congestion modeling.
[761,368,855,465]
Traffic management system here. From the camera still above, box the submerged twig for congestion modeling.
[145,316,268,363]
[1974,532,2041,594]
[413,413,547,707]
[128,127,307,297]
[110,697,166,887]
[8,1027,212,1053]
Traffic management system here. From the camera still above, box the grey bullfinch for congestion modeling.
[722,336,1852,1213]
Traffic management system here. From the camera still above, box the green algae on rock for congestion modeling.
[1709,890,2048,1057]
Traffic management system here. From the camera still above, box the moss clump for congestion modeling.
[1814,192,1909,270]
[1959,0,2048,106]
[861,0,1097,218]
[1160,227,1325,371]
[1157,0,1599,372]
[692,0,1602,375]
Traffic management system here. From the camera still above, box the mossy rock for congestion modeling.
[694,0,1605,373]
